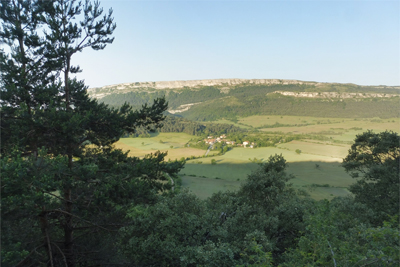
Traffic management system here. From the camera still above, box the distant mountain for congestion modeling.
[87,79,400,121]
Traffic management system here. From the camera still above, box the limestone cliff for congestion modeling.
[87,78,400,100]
[87,78,321,99]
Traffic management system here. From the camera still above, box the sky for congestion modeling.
[73,0,400,88]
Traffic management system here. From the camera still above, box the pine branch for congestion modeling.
[51,242,68,267]
[47,209,117,232]
[15,243,46,267]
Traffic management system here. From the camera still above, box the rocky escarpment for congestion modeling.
[87,78,322,99]
[87,78,400,100]
[272,91,398,99]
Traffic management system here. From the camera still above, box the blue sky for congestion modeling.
[73,0,399,87]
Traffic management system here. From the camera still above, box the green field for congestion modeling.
[114,116,399,200]
[115,132,219,160]
[220,115,399,136]
[180,146,352,200]
[119,132,193,149]
[238,115,340,128]
[277,140,350,158]
[180,176,243,200]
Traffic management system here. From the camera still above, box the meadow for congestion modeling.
[180,146,351,200]
[115,117,399,200]
[237,116,399,141]
[115,132,219,159]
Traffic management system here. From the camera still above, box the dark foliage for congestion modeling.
[343,130,400,223]
[1,1,184,266]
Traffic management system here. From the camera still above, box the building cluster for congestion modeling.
[204,135,255,148]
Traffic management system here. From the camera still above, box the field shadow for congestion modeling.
[180,160,353,200]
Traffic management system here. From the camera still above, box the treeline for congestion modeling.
[225,132,330,147]
[129,115,245,137]
[181,95,400,121]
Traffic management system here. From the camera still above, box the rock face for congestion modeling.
[91,78,317,90]
[87,78,400,99]
[87,78,321,99]
[273,91,397,99]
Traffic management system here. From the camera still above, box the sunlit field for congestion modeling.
[277,140,350,158]
[238,115,340,127]
[217,116,399,139]
[115,132,219,160]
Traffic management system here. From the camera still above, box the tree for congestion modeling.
[1,1,184,266]
[282,197,399,267]
[342,130,400,221]
[211,158,217,165]
[118,191,239,267]
[118,155,311,265]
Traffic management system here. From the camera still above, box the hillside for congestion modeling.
[88,79,400,120]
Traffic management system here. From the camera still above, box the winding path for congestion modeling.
[205,144,213,156]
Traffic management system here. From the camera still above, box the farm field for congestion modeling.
[238,115,341,128]
[180,147,352,200]
[115,132,219,160]
[113,116,399,201]
[277,140,350,158]
[224,115,399,134]
[238,115,399,129]
[180,176,243,200]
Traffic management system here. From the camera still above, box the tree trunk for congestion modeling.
[64,188,74,267]
[39,208,54,267]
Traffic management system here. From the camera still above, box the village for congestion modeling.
[203,134,256,148]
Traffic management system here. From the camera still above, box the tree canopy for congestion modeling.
[342,130,400,222]
[1,0,183,265]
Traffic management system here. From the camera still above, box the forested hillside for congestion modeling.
[90,82,400,121]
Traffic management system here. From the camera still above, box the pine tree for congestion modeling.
[1,1,184,266]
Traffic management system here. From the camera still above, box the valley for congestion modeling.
[90,79,399,200]
[114,112,399,200]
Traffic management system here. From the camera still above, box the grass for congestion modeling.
[277,140,350,158]
[180,160,352,200]
[119,132,193,150]
[179,146,353,200]
[115,132,218,160]
[180,176,242,200]
[209,147,343,163]
[258,117,399,145]
[112,116,400,201]
[238,115,340,128]
[257,117,399,133]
